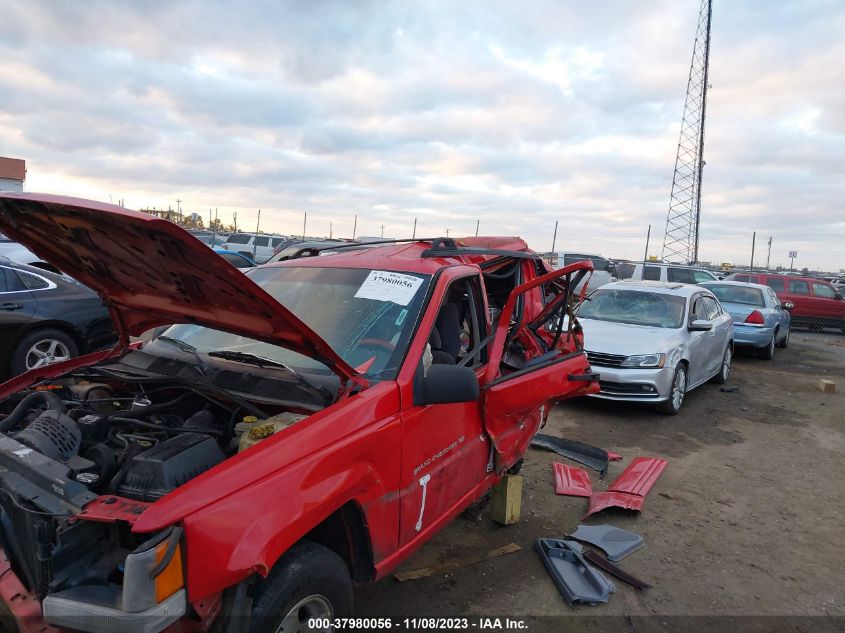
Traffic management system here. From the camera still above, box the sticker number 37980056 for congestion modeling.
[354,271,423,306]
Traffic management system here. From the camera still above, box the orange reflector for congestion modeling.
[154,541,184,603]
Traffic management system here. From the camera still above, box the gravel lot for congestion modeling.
[356,333,845,631]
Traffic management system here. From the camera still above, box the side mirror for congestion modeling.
[419,364,479,405]
[688,319,712,332]
[783,301,795,310]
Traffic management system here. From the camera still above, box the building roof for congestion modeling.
[0,158,25,181]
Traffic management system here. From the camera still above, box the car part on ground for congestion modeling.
[531,434,609,477]
[534,538,614,606]
[553,462,592,497]
[584,456,668,518]
[582,550,652,591]
[569,524,644,561]
[606,450,623,461]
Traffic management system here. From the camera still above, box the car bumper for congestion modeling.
[0,543,186,633]
[588,365,675,402]
[732,323,775,347]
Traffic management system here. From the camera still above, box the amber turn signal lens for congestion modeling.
[154,541,184,603]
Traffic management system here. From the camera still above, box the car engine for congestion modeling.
[0,375,310,599]
[0,377,307,502]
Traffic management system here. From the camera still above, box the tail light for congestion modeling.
[744,310,765,325]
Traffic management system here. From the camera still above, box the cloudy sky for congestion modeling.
[1,0,843,270]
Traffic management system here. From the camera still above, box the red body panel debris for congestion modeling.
[606,451,623,461]
[584,456,667,518]
[553,462,592,497]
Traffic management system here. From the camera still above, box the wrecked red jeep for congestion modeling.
[0,192,597,632]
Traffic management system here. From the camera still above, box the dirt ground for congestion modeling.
[356,333,845,630]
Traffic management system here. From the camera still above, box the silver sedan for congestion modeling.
[577,281,734,414]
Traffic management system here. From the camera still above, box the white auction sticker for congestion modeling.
[354,270,423,306]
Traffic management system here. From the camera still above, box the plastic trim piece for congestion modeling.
[534,539,614,606]
[583,550,651,591]
[552,462,592,497]
[570,524,644,561]
[531,434,609,478]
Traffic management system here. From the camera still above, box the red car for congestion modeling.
[727,272,845,332]
[0,193,597,633]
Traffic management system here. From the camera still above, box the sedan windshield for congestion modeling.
[578,289,687,328]
[160,266,430,381]
[702,284,764,306]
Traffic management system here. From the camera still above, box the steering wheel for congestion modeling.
[357,338,396,352]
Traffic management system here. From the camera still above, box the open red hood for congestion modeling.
[0,192,362,386]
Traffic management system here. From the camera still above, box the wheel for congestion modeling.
[658,364,687,415]
[11,329,79,375]
[713,346,732,383]
[250,541,352,633]
[758,333,775,360]
[777,327,790,348]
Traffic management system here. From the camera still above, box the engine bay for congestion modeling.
[0,360,319,599]
[0,370,312,503]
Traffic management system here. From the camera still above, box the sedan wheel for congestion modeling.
[26,339,72,370]
[658,365,687,415]
[11,329,79,376]
[759,334,775,360]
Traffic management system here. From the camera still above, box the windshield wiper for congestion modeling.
[207,351,333,404]
[154,335,208,375]
[207,350,290,368]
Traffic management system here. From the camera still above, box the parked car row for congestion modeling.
[726,272,844,332]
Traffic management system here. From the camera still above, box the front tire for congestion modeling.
[11,328,79,376]
[250,541,352,633]
[658,364,687,415]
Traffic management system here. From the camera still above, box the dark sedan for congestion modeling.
[0,258,117,378]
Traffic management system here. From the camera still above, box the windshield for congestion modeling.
[578,288,687,328]
[226,234,252,244]
[159,266,430,381]
[702,284,764,306]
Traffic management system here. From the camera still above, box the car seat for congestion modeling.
[430,303,463,364]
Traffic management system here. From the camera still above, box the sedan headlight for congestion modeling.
[620,353,666,368]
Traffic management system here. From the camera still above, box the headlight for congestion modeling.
[42,526,186,633]
[620,353,666,368]
[122,526,185,612]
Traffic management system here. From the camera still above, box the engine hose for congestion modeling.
[0,391,66,433]
[102,392,195,419]
[109,417,223,437]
